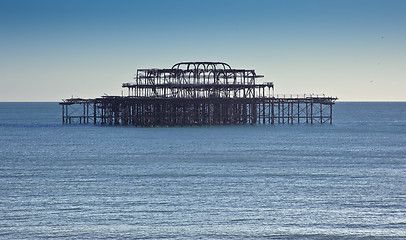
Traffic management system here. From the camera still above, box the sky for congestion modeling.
[1,0,405,101]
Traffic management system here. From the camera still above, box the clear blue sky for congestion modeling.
[1,0,405,101]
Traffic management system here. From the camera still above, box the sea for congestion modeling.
[0,102,405,239]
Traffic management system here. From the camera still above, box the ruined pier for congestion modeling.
[60,62,337,126]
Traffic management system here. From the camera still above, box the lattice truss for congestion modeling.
[271,100,333,124]
[122,62,273,99]
[61,99,95,124]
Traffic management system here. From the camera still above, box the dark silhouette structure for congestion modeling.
[60,62,337,126]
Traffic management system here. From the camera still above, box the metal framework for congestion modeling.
[60,62,337,126]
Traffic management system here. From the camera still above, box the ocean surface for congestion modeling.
[1,102,406,239]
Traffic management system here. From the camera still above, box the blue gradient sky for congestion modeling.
[1,0,405,101]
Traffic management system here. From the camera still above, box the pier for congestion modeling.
[60,62,337,126]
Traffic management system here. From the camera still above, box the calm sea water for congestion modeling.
[1,102,406,239]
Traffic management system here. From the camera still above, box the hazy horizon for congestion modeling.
[1,0,405,102]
